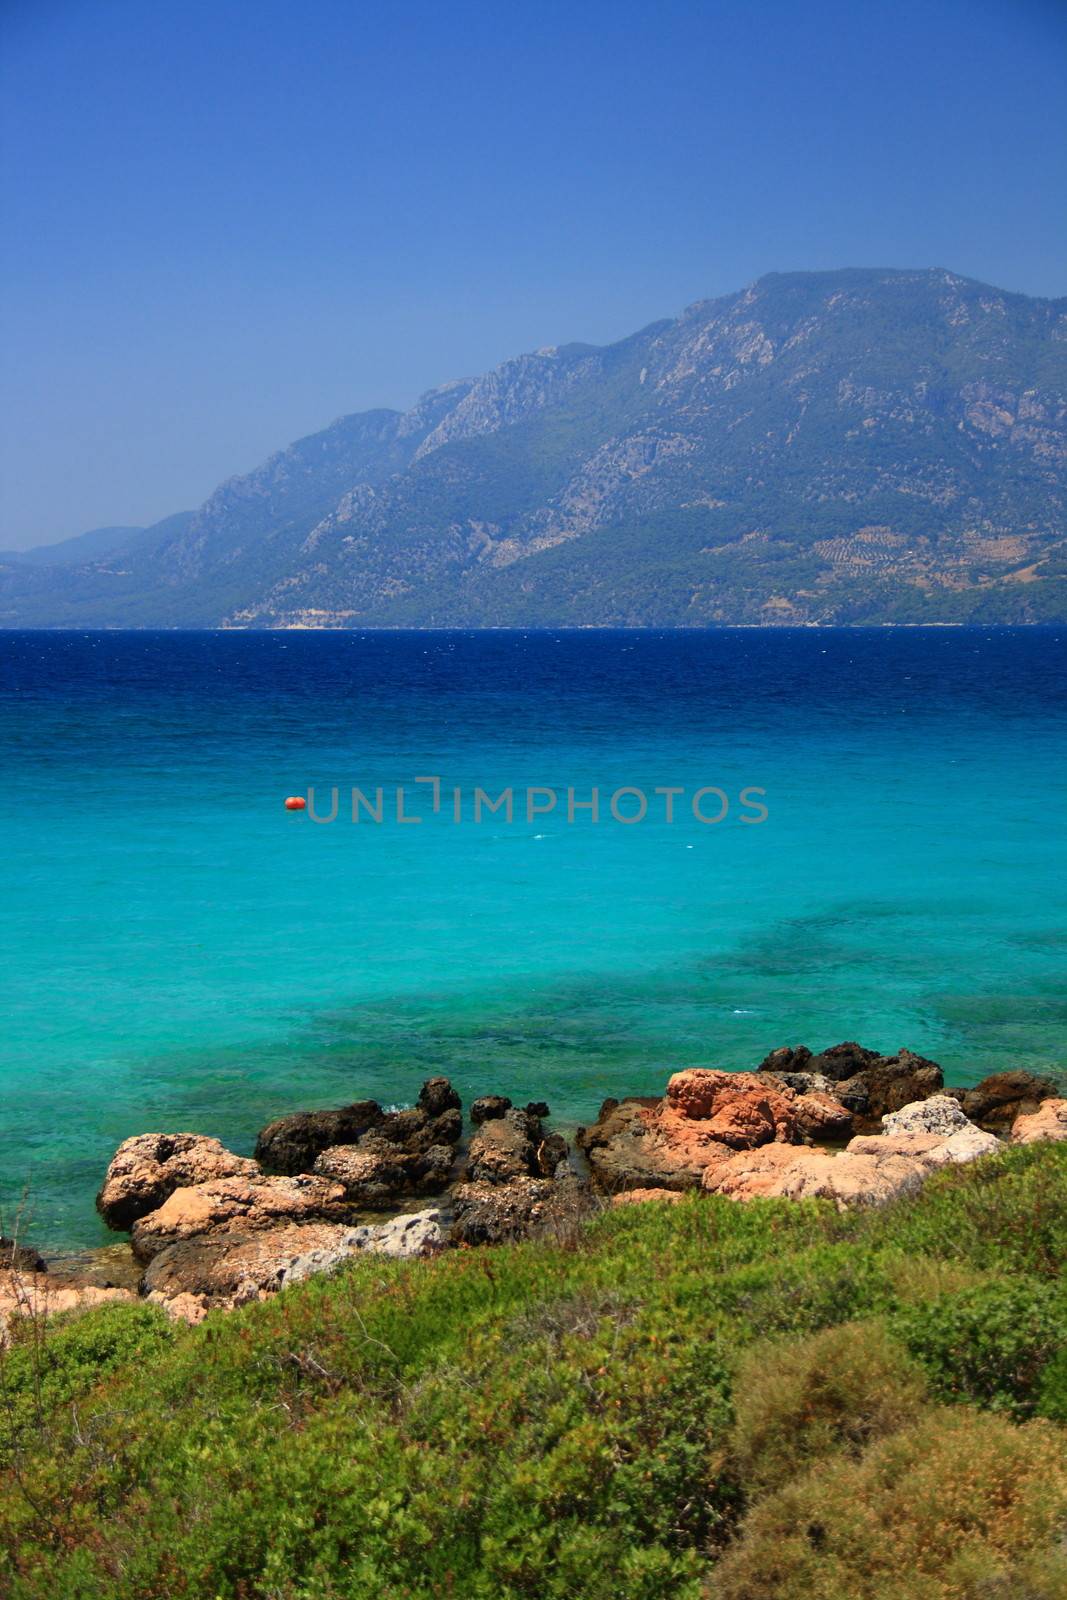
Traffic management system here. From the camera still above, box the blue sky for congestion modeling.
[2,0,1065,548]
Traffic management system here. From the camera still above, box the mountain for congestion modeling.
[2,268,1065,628]
[0,525,145,568]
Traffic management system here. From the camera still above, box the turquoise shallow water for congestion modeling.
[1,627,1065,1250]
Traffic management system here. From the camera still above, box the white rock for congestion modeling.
[847,1124,1000,1170]
[940,1125,1001,1163]
[883,1095,973,1138]
[342,1208,445,1259]
[277,1208,444,1285]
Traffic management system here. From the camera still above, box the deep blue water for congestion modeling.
[1,627,1065,1250]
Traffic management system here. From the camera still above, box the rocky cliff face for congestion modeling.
[4,267,1065,627]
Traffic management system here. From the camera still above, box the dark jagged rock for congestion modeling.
[450,1178,552,1245]
[417,1143,458,1189]
[255,1101,385,1176]
[376,1105,463,1154]
[757,1046,815,1076]
[525,1101,551,1120]
[758,1068,835,1097]
[314,1134,459,1203]
[255,1078,463,1179]
[375,1108,426,1147]
[450,1172,592,1246]
[809,1042,883,1083]
[760,1043,944,1129]
[0,1237,47,1274]
[536,1131,570,1175]
[418,1076,462,1118]
[834,1049,943,1126]
[307,1080,464,1205]
[313,1138,408,1205]
[949,1071,1061,1132]
[465,1108,542,1184]
[470,1094,512,1124]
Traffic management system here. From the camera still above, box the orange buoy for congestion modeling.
[284,796,307,811]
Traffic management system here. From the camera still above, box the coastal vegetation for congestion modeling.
[1,1142,1064,1598]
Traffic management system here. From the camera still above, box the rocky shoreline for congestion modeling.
[3,1044,1065,1331]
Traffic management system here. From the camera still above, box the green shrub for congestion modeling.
[729,1320,927,1496]
[875,1249,986,1305]
[870,1144,1067,1279]
[891,1277,1065,1418]
[712,1408,1067,1600]
[0,1300,173,1466]
[1036,1345,1067,1423]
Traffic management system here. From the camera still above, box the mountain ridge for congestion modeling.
[3,266,1065,628]
[0,525,144,568]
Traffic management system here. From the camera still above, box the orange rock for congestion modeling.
[97,1132,260,1231]
[578,1071,798,1192]
[577,1099,732,1191]
[794,1091,854,1141]
[610,1188,685,1206]
[701,1143,927,1207]
[130,1172,347,1261]
[665,1069,798,1147]
[0,1269,135,1341]
[150,1291,211,1325]
[1011,1098,1067,1145]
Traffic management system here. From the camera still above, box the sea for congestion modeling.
[1,626,1064,1251]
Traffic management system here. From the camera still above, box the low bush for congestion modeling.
[866,1143,1067,1278]
[0,1300,172,1466]
[1036,1345,1067,1422]
[712,1408,1067,1600]
[875,1249,986,1304]
[891,1276,1065,1417]
[696,1241,892,1338]
[729,1320,927,1496]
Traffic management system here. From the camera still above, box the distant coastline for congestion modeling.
[2,269,1065,631]
[9,618,1067,633]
